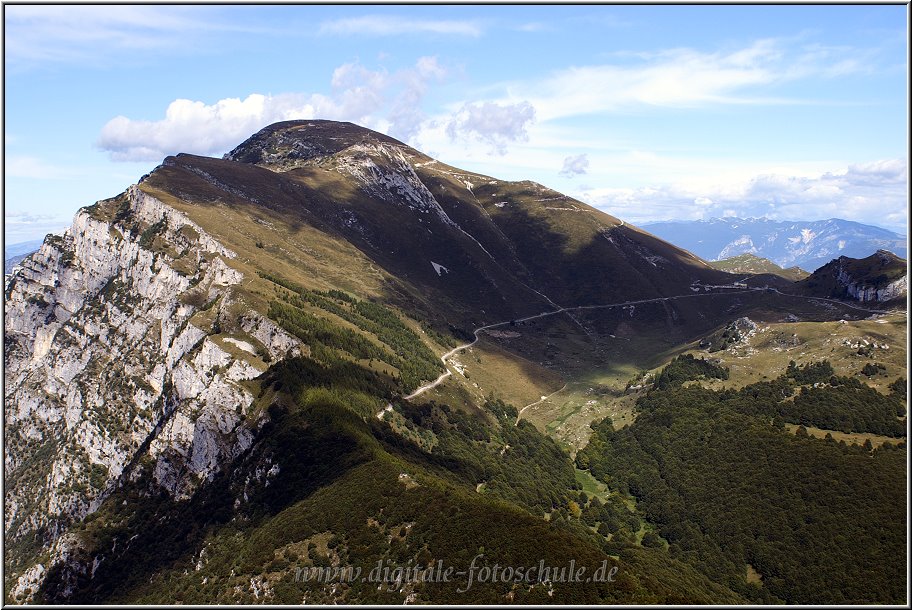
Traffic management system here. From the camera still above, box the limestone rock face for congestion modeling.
[833,251,908,303]
[4,185,299,603]
[837,266,907,302]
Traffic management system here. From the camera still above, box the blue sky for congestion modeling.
[4,4,908,244]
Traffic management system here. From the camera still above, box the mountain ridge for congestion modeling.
[4,120,906,604]
[641,216,906,272]
[799,249,908,303]
[4,120,749,603]
[146,121,736,323]
[709,253,810,281]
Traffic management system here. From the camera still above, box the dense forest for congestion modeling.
[577,360,907,604]
[652,354,729,390]
[28,269,905,604]
[48,358,746,604]
[727,361,906,436]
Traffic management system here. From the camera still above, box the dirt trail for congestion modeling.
[515,383,569,425]
[404,286,888,402]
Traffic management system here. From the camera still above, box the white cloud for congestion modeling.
[578,159,908,233]
[581,185,703,225]
[5,211,67,225]
[838,159,907,185]
[559,154,590,177]
[97,57,448,161]
[4,211,71,243]
[4,5,256,68]
[506,38,871,120]
[386,57,448,142]
[403,36,895,179]
[97,95,297,162]
[445,101,536,155]
[319,15,482,37]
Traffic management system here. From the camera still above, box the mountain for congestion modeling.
[4,239,44,274]
[4,253,32,272]
[0,120,743,604]
[798,250,908,303]
[641,217,907,272]
[5,239,45,259]
[221,120,735,315]
[4,120,905,604]
[709,253,809,281]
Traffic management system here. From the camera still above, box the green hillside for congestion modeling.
[709,253,809,281]
[7,121,907,605]
[577,360,907,604]
[36,363,744,604]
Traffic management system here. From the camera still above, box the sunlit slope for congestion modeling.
[145,120,736,326]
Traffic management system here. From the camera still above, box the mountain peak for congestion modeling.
[223,120,408,168]
[800,249,907,302]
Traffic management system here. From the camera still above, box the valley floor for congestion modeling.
[406,283,903,455]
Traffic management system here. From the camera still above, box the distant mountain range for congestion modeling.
[641,218,907,273]
[4,120,907,605]
[4,239,44,272]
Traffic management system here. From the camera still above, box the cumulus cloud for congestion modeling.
[838,159,907,186]
[445,101,536,155]
[580,185,704,225]
[319,15,481,37]
[386,57,447,142]
[578,159,908,233]
[559,154,590,177]
[98,94,297,162]
[97,57,448,161]
[743,160,908,207]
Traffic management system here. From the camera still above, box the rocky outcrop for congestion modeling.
[837,267,907,302]
[333,143,460,229]
[796,249,907,305]
[834,251,908,303]
[4,185,300,602]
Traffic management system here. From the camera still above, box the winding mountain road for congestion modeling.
[403,284,890,403]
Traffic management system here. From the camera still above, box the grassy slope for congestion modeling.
[22,147,754,603]
[710,253,809,281]
[798,250,908,298]
[425,283,895,454]
[22,120,904,604]
[38,379,745,604]
[693,312,907,395]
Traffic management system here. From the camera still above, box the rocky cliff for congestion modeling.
[8,120,889,605]
[837,262,907,302]
[4,185,301,602]
[797,249,908,304]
